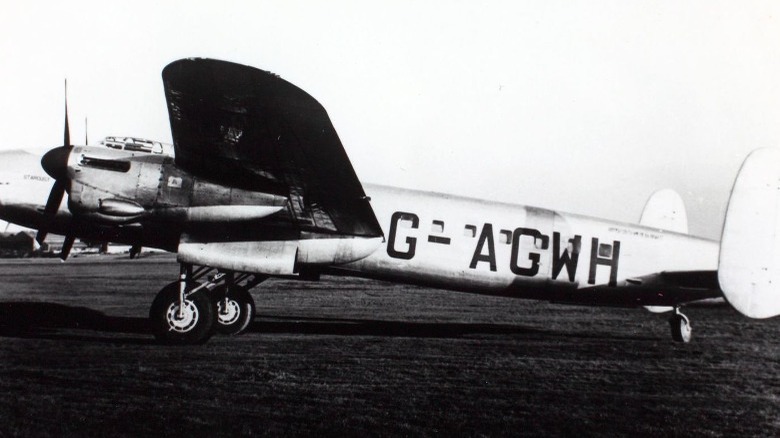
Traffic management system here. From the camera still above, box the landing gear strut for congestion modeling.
[669,307,692,343]
[149,264,265,344]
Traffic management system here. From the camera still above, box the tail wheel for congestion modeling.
[150,281,216,345]
[215,286,255,336]
[669,312,692,343]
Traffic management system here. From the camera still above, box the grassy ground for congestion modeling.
[1,255,779,436]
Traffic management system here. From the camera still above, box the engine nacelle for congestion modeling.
[65,145,286,224]
[178,236,383,275]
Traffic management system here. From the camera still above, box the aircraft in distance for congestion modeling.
[1,58,778,345]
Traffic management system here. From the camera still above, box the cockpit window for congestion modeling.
[125,142,153,153]
[79,155,131,173]
[99,136,174,156]
[104,140,123,149]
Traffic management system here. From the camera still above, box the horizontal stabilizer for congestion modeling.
[639,189,688,234]
[719,148,780,319]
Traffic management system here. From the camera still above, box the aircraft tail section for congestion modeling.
[719,148,780,319]
[639,189,688,234]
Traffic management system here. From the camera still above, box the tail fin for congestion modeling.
[640,189,688,234]
[719,148,780,319]
[639,190,688,314]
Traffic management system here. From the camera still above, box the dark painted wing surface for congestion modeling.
[162,58,382,237]
[560,270,722,307]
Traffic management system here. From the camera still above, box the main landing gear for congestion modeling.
[669,307,692,343]
[149,264,266,345]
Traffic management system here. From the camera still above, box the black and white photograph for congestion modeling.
[1,1,780,435]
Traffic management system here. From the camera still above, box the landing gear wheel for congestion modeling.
[150,281,216,345]
[215,286,255,336]
[669,312,692,343]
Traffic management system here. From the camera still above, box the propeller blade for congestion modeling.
[36,180,66,244]
[64,79,70,147]
[35,229,48,246]
[84,117,88,145]
[43,179,66,217]
[37,80,75,245]
[60,235,75,261]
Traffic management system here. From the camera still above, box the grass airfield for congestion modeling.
[1,255,779,436]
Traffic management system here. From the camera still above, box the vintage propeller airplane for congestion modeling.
[1,58,778,345]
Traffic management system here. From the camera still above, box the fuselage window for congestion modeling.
[431,220,444,233]
[464,224,477,237]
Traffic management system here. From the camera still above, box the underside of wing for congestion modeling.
[162,58,382,237]
[546,270,722,307]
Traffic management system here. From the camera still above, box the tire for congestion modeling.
[669,314,692,343]
[150,281,216,345]
[214,286,255,336]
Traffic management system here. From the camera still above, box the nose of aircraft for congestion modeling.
[41,146,71,181]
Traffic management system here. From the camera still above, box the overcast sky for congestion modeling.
[1,1,778,239]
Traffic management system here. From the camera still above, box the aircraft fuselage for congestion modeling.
[0,147,721,308]
[345,184,720,306]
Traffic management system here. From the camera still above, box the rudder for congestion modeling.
[719,148,780,319]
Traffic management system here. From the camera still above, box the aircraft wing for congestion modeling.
[162,58,382,237]
[548,270,722,307]
[624,270,722,306]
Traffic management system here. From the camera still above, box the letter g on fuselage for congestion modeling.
[387,211,419,259]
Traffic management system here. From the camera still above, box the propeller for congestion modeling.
[60,236,75,261]
[36,79,76,260]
